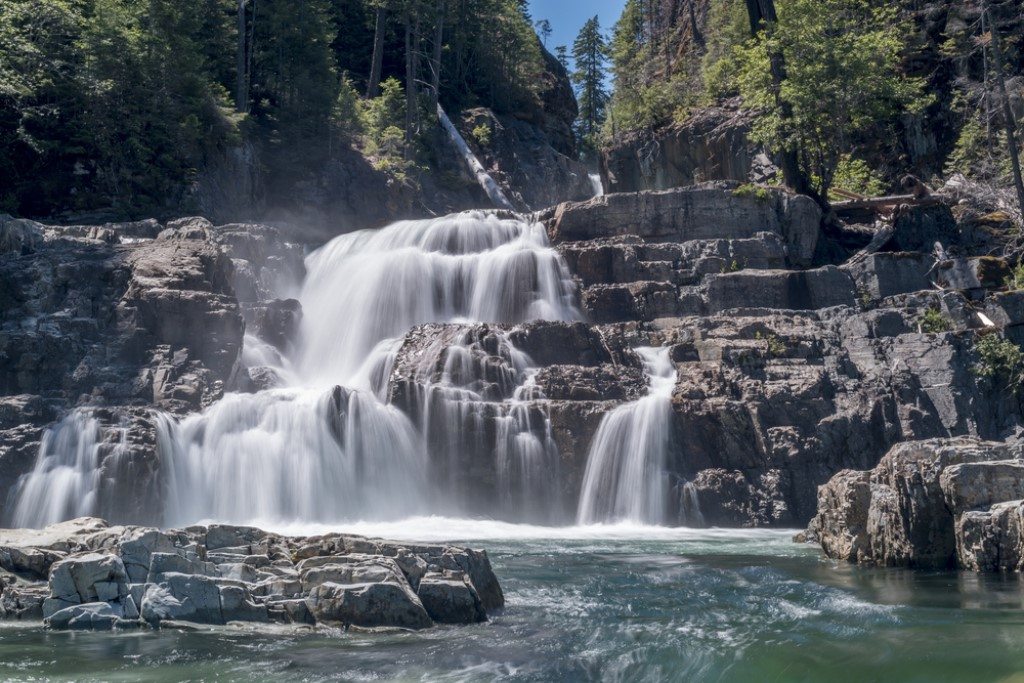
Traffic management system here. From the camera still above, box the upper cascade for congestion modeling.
[298,211,579,386]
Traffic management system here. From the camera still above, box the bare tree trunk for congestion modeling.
[744,0,821,205]
[235,0,247,112]
[986,4,1024,213]
[367,6,386,98]
[430,0,445,114]
[404,13,418,154]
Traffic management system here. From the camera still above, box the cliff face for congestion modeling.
[600,0,1024,192]
[3,184,1023,536]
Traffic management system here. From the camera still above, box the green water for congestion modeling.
[3,526,1024,682]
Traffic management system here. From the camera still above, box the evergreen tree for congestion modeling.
[555,45,569,70]
[535,18,551,46]
[571,16,609,148]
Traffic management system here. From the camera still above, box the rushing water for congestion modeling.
[3,523,1024,682]
[9,211,582,529]
[577,347,676,525]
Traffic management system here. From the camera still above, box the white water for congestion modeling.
[7,211,586,529]
[576,347,677,525]
[9,412,103,527]
[589,173,604,197]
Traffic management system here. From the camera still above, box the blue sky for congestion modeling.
[528,0,626,60]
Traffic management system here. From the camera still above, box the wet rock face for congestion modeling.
[599,102,757,194]
[807,439,1024,569]
[459,108,593,212]
[0,518,503,631]
[0,214,302,525]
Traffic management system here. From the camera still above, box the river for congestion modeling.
[4,521,1024,682]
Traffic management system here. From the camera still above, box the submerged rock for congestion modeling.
[0,518,503,632]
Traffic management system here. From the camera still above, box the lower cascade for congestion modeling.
[576,347,677,525]
[9,212,581,528]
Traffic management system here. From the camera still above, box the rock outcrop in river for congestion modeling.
[0,517,500,630]
[805,438,1024,570]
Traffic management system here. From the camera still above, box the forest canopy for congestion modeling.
[0,0,545,218]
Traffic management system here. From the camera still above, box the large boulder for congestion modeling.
[308,581,433,630]
[808,439,1024,568]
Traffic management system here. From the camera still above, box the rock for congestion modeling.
[0,215,44,255]
[809,439,1022,568]
[416,571,486,624]
[143,574,224,625]
[459,107,593,211]
[0,518,502,630]
[0,582,46,620]
[219,584,268,623]
[804,470,872,563]
[308,581,433,630]
[539,184,821,268]
[46,601,131,630]
[956,500,1024,572]
[599,101,756,194]
[46,553,128,616]
[940,460,1024,516]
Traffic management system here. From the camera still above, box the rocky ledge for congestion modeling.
[0,518,502,631]
[805,438,1024,570]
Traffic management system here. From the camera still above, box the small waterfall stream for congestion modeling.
[576,347,676,525]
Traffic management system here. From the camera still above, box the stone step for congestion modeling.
[558,234,788,287]
[579,267,858,323]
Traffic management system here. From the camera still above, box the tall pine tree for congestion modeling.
[571,16,609,151]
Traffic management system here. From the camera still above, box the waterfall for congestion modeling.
[437,105,515,211]
[8,412,103,528]
[589,173,604,197]
[7,210,584,529]
[405,328,563,522]
[576,347,676,525]
[298,211,577,385]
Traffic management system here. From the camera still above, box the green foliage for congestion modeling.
[1005,262,1024,291]
[728,0,929,199]
[831,155,888,200]
[945,117,1015,185]
[732,184,772,203]
[721,258,743,274]
[441,0,545,113]
[857,286,874,311]
[919,307,952,334]
[974,333,1024,389]
[571,16,609,152]
[471,123,492,148]
[603,0,717,137]
[0,0,237,216]
[0,0,551,216]
[755,331,786,358]
[355,77,415,179]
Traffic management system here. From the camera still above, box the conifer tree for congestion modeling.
[571,16,609,149]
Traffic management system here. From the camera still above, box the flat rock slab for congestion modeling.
[0,518,503,632]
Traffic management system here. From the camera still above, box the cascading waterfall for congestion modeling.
[153,211,578,526]
[6,210,582,529]
[589,173,604,197]
[576,347,676,525]
[9,412,103,527]
[407,329,563,522]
